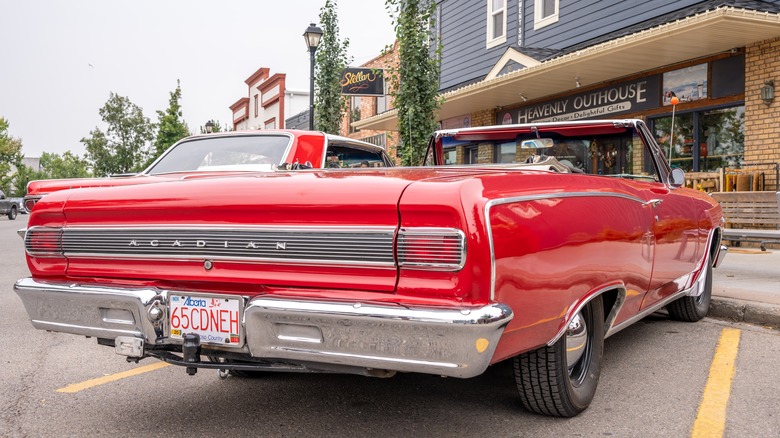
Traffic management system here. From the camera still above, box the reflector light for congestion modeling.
[397,228,466,271]
[25,227,64,257]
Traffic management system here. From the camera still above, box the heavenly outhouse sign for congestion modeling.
[497,75,661,125]
[340,68,384,96]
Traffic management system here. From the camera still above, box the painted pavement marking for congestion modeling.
[691,327,741,438]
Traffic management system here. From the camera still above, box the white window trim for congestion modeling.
[486,0,507,49]
[534,0,559,30]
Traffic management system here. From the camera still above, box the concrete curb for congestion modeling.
[710,297,780,330]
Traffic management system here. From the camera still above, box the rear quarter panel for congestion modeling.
[473,172,657,362]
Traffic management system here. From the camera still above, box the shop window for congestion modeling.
[465,146,479,164]
[496,142,516,163]
[534,0,559,30]
[349,96,362,134]
[700,107,744,171]
[487,0,507,49]
[376,94,388,115]
[653,113,695,172]
[443,147,457,165]
[650,105,744,172]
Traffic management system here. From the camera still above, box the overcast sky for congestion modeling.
[0,0,395,158]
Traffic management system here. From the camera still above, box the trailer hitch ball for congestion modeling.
[182,333,201,376]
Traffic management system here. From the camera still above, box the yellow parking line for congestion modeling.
[691,328,741,438]
[56,362,171,393]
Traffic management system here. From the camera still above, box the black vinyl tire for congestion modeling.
[667,261,712,322]
[8,206,17,220]
[513,294,605,417]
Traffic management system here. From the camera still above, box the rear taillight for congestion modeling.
[397,228,466,271]
[24,196,41,212]
[25,227,64,257]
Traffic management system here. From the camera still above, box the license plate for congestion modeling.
[168,293,242,347]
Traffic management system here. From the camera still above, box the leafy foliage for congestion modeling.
[150,80,190,165]
[82,93,154,177]
[385,0,442,166]
[12,164,48,197]
[40,151,92,179]
[314,0,352,134]
[0,117,24,194]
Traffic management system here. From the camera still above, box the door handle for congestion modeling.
[643,199,663,208]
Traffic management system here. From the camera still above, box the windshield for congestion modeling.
[325,144,390,168]
[146,135,292,175]
[440,129,659,180]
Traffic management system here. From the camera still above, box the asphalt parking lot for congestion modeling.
[2,217,778,437]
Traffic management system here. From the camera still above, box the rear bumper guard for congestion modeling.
[14,277,513,378]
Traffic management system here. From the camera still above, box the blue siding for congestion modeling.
[438,0,780,93]
[440,0,519,91]
[525,0,699,49]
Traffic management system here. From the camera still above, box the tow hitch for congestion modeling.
[182,333,201,375]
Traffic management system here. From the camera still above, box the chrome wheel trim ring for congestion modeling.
[566,312,588,370]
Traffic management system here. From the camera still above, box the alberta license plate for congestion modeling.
[168,293,242,347]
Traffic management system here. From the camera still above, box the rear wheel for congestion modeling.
[8,206,17,220]
[514,295,605,417]
[667,261,712,322]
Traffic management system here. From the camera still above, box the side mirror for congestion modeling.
[670,168,685,188]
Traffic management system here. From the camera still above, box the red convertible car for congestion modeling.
[22,130,393,212]
[15,119,726,417]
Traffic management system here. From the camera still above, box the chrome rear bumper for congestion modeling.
[14,278,513,378]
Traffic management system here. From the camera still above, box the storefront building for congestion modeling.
[355,1,780,190]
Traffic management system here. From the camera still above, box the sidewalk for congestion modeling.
[710,247,780,329]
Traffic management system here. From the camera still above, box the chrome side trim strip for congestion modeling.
[605,285,692,338]
[484,192,647,300]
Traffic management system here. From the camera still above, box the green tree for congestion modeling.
[12,164,48,197]
[40,151,92,179]
[314,0,351,134]
[386,0,442,166]
[0,117,24,194]
[82,93,154,177]
[150,80,190,163]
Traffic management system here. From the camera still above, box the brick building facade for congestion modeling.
[340,42,400,163]
[230,68,309,131]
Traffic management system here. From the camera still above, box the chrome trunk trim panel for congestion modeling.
[57,225,397,267]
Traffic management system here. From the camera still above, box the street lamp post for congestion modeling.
[205,120,215,133]
[303,23,323,131]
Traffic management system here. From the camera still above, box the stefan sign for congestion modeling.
[340,68,384,96]
[498,76,661,125]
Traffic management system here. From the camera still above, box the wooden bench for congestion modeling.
[710,191,780,251]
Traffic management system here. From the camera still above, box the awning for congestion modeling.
[354,6,780,131]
